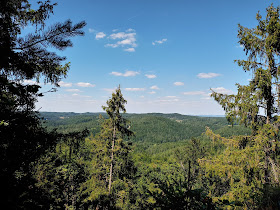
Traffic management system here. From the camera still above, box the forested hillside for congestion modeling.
[41,112,251,144]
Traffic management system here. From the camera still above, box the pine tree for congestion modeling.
[0,0,86,207]
[200,5,280,208]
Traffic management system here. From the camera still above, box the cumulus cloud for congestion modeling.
[58,81,72,87]
[96,32,106,39]
[174,82,184,86]
[65,89,81,92]
[197,73,221,79]
[150,85,159,90]
[105,30,137,51]
[145,74,156,79]
[124,48,135,52]
[76,82,96,87]
[183,91,206,96]
[148,91,156,94]
[211,87,233,94]
[125,88,145,91]
[152,38,167,45]
[109,32,135,40]
[110,70,139,77]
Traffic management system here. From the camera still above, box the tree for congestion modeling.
[0,0,86,208]
[81,87,135,209]
[201,5,280,208]
[102,86,134,194]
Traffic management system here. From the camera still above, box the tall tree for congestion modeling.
[81,88,135,209]
[102,86,134,194]
[201,5,280,208]
[0,0,86,208]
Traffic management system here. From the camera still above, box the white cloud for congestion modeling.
[183,91,206,96]
[174,82,184,86]
[166,96,177,98]
[106,30,137,51]
[65,89,81,92]
[112,29,118,32]
[197,73,221,79]
[145,74,156,79]
[149,91,156,94]
[125,88,145,91]
[88,28,95,33]
[150,85,159,90]
[124,48,135,52]
[152,38,167,45]
[58,81,72,87]
[109,32,135,40]
[76,82,95,87]
[211,87,233,94]
[110,70,139,77]
[117,38,137,46]
[23,80,39,85]
[72,93,79,96]
[96,32,106,40]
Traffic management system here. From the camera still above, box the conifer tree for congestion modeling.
[201,5,280,208]
[102,86,134,193]
[0,0,86,207]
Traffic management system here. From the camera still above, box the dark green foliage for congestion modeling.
[0,0,86,208]
[41,112,235,143]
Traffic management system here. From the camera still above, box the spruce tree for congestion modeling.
[201,5,280,208]
[102,86,134,194]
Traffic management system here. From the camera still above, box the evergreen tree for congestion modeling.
[0,0,86,208]
[201,5,280,208]
[81,87,135,209]
[102,86,134,194]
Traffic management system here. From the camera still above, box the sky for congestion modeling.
[25,0,280,115]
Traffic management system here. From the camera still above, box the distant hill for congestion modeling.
[40,112,251,144]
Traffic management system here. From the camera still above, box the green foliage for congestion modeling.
[202,5,280,209]
[32,131,89,209]
[0,0,86,208]
[41,112,233,144]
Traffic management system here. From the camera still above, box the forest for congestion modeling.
[1,0,280,209]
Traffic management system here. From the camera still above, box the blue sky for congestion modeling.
[26,0,279,115]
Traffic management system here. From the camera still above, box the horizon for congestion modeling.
[39,111,225,117]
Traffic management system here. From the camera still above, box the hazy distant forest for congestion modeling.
[1,0,280,209]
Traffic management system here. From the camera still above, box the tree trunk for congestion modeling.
[266,81,272,124]
[108,124,116,194]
